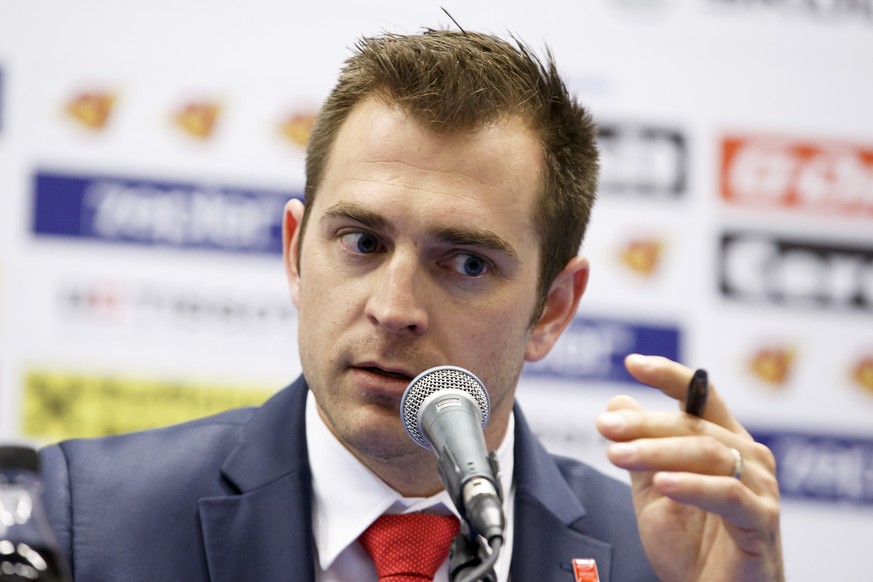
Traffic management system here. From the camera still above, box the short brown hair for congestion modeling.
[303,29,599,319]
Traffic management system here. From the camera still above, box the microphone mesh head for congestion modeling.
[400,365,490,449]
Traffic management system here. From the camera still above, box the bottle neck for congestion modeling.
[1,474,37,528]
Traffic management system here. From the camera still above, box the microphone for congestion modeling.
[400,366,505,542]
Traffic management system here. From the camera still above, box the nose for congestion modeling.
[365,252,429,335]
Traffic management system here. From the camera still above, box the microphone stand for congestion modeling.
[443,451,504,582]
[449,525,498,582]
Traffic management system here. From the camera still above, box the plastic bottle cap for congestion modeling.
[0,445,40,472]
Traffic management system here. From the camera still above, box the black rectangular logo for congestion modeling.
[719,230,873,312]
[597,123,688,198]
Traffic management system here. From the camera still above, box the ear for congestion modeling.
[525,256,589,362]
[283,198,306,308]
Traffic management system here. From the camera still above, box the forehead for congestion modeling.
[313,98,544,243]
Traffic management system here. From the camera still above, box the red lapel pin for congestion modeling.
[572,558,600,582]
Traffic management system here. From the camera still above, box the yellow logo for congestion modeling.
[852,356,873,394]
[66,91,115,130]
[174,101,220,139]
[619,238,663,276]
[279,111,317,148]
[749,347,794,386]
[23,370,275,441]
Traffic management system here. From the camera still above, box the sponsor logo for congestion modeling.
[66,90,115,131]
[32,170,297,254]
[56,280,296,336]
[619,237,665,276]
[597,123,688,198]
[22,369,275,440]
[853,355,873,394]
[524,315,681,384]
[721,134,873,216]
[174,100,221,139]
[709,0,873,24]
[279,110,317,148]
[719,231,873,311]
[748,345,795,386]
[753,429,873,505]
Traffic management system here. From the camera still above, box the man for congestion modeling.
[40,30,784,581]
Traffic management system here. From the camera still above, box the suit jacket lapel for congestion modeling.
[196,381,621,582]
[511,406,614,582]
[199,378,315,582]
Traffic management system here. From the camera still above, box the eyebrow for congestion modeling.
[322,201,520,262]
[322,202,389,232]
[433,226,520,262]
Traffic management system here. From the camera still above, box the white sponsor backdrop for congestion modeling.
[1,1,872,579]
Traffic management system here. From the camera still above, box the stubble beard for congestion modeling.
[302,331,442,461]
[299,317,529,491]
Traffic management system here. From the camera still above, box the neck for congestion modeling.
[366,453,446,498]
[364,410,511,498]
[309,392,512,498]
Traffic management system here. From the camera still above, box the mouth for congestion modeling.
[355,365,415,383]
[349,359,422,397]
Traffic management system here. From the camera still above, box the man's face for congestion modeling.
[285,98,575,477]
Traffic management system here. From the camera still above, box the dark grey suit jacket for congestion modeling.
[40,376,658,581]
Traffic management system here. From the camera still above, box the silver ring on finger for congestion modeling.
[729,447,743,480]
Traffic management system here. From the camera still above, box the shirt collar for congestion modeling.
[306,389,515,572]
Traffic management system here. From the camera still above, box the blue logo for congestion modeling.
[524,315,681,385]
[32,170,299,255]
[752,429,873,505]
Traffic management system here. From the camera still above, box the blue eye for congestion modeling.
[462,255,486,277]
[356,233,379,253]
[445,253,489,277]
[340,232,381,254]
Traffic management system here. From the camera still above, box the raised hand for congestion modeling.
[596,354,784,582]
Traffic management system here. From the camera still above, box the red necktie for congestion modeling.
[358,513,461,581]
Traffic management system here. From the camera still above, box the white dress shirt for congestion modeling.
[306,391,515,581]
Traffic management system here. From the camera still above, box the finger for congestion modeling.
[605,394,644,412]
[651,472,782,555]
[596,408,771,489]
[596,396,643,440]
[624,353,749,436]
[606,437,735,475]
[596,408,745,446]
[597,397,650,487]
[605,437,769,492]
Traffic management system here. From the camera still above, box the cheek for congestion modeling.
[457,318,531,371]
[295,278,332,349]
[297,275,360,334]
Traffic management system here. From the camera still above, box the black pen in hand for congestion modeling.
[684,369,709,417]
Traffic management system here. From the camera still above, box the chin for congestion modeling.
[344,419,425,464]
